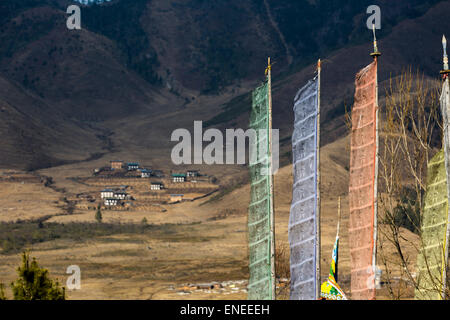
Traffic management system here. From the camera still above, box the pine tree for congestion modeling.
[11,251,65,300]
[95,205,102,223]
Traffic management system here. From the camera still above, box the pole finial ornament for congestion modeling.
[442,35,449,76]
[265,57,272,76]
[370,23,381,58]
[441,35,450,75]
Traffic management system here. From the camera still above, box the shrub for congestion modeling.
[95,205,102,223]
[11,252,65,300]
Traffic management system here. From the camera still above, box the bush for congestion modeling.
[0,220,190,254]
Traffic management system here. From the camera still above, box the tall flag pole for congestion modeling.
[320,197,348,300]
[289,59,321,300]
[267,57,277,300]
[337,196,341,281]
[370,23,381,291]
[316,59,322,300]
[247,58,276,300]
[348,24,380,300]
[440,35,450,300]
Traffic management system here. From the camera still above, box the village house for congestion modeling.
[170,194,184,203]
[110,160,124,170]
[172,173,186,183]
[151,182,164,191]
[101,189,114,199]
[113,191,128,200]
[127,162,140,171]
[104,198,119,206]
[187,170,199,178]
[141,169,152,178]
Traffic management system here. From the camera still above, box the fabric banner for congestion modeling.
[348,61,377,300]
[289,77,319,300]
[248,80,273,300]
[415,150,448,300]
[320,234,347,300]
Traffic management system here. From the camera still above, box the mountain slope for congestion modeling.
[0,0,448,170]
[0,75,104,169]
[0,3,181,169]
[208,0,450,149]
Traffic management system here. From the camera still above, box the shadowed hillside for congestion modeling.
[0,0,448,169]
[208,1,450,150]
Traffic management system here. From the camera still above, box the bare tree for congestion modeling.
[377,68,445,299]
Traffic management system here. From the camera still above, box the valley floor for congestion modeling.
[0,136,419,300]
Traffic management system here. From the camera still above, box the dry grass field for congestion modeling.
[0,136,420,300]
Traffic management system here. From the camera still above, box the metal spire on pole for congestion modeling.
[442,35,450,75]
[370,23,382,58]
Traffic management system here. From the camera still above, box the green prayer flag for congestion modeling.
[247,80,273,300]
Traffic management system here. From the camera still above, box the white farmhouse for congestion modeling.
[187,170,199,178]
[104,198,119,206]
[113,191,127,200]
[151,182,164,191]
[141,169,152,178]
[127,162,140,171]
[101,189,114,199]
[172,173,186,183]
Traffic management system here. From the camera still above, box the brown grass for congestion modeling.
[275,242,290,279]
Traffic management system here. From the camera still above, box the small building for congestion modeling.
[101,189,114,199]
[170,194,184,203]
[110,160,124,170]
[153,170,164,178]
[187,170,199,178]
[113,191,127,200]
[127,162,140,171]
[151,182,164,191]
[104,198,119,206]
[141,169,152,178]
[172,173,186,183]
